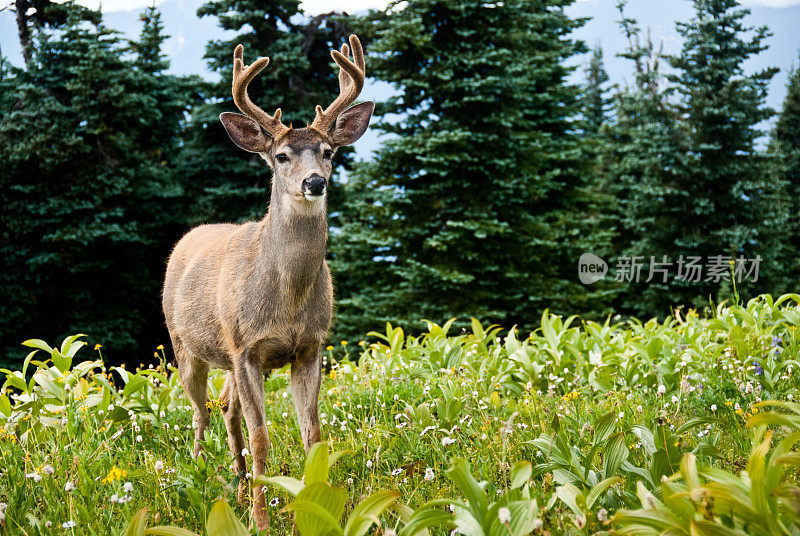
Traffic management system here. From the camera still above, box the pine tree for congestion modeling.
[0,4,198,363]
[666,0,786,304]
[332,0,604,339]
[177,1,351,226]
[603,3,691,317]
[582,44,611,136]
[608,0,786,318]
[772,53,800,281]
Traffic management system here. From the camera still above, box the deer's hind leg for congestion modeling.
[220,371,248,505]
[174,339,210,459]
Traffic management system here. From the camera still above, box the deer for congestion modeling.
[161,35,373,531]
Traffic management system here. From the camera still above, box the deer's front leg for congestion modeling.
[234,348,270,532]
[291,347,322,452]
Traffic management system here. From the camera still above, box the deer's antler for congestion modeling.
[232,44,290,141]
[310,34,366,135]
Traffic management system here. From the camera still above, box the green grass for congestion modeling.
[1,295,799,535]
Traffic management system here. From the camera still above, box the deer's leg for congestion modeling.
[175,341,210,459]
[234,348,270,532]
[291,347,322,452]
[221,371,248,505]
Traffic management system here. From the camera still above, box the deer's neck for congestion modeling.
[257,193,328,295]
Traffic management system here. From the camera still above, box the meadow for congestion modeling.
[1,294,800,535]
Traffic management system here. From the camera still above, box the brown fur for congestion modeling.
[162,37,373,532]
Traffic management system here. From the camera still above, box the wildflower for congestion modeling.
[123,482,133,494]
[136,435,142,443]
[326,345,334,351]
[94,344,102,351]
[62,521,77,528]
[65,481,75,492]
[341,341,347,346]
[26,470,42,482]
[657,384,666,395]
[157,344,165,351]
[42,464,54,475]
[771,336,782,347]
[711,404,717,411]
[269,497,280,507]
[498,507,511,524]
[242,448,249,456]
[442,437,456,446]
[101,466,128,484]
[573,514,586,529]
[385,530,397,536]
[110,494,118,503]
[424,467,435,481]
[154,460,164,471]
[597,508,608,523]
[391,468,403,476]
[366,460,373,469]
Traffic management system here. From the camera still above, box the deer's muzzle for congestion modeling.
[302,175,327,200]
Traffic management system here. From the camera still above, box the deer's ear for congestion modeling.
[220,112,272,153]
[329,101,374,147]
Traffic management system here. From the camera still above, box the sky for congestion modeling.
[52,0,800,12]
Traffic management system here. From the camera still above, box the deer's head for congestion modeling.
[220,35,373,209]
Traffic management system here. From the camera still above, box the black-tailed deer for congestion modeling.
[162,35,373,531]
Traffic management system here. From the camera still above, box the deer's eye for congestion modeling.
[322,149,333,160]
[275,153,289,163]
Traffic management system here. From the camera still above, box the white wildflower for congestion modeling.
[123,482,133,494]
[154,460,164,471]
[498,507,511,524]
[424,467,435,481]
[442,437,456,446]
[65,481,75,492]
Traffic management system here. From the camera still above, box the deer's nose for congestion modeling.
[302,175,327,198]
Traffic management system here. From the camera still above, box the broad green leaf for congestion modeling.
[397,507,452,536]
[509,461,531,489]
[146,527,202,536]
[603,432,629,479]
[305,443,330,484]
[586,476,622,508]
[206,499,249,536]
[445,460,488,519]
[292,482,349,536]
[344,490,399,536]
[555,483,584,516]
[124,508,149,536]
[22,339,54,353]
[258,475,304,497]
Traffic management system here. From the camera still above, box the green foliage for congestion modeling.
[614,402,800,535]
[771,51,800,283]
[0,296,799,533]
[0,3,201,365]
[605,0,789,318]
[332,0,612,342]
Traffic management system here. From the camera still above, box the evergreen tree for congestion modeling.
[666,0,786,304]
[582,44,611,136]
[332,0,604,339]
[608,0,786,318]
[0,3,198,364]
[177,0,351,226]
[771,53,800,281]
[603,4,691,317]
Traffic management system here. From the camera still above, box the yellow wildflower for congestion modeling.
[101,466,127,484]
[94,344,102,351]
[326,345,334,351]
[157,344,164,351]
[341,340,347,346]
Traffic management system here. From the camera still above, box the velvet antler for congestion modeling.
[309,34,366,135]
[231,44,290,141]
